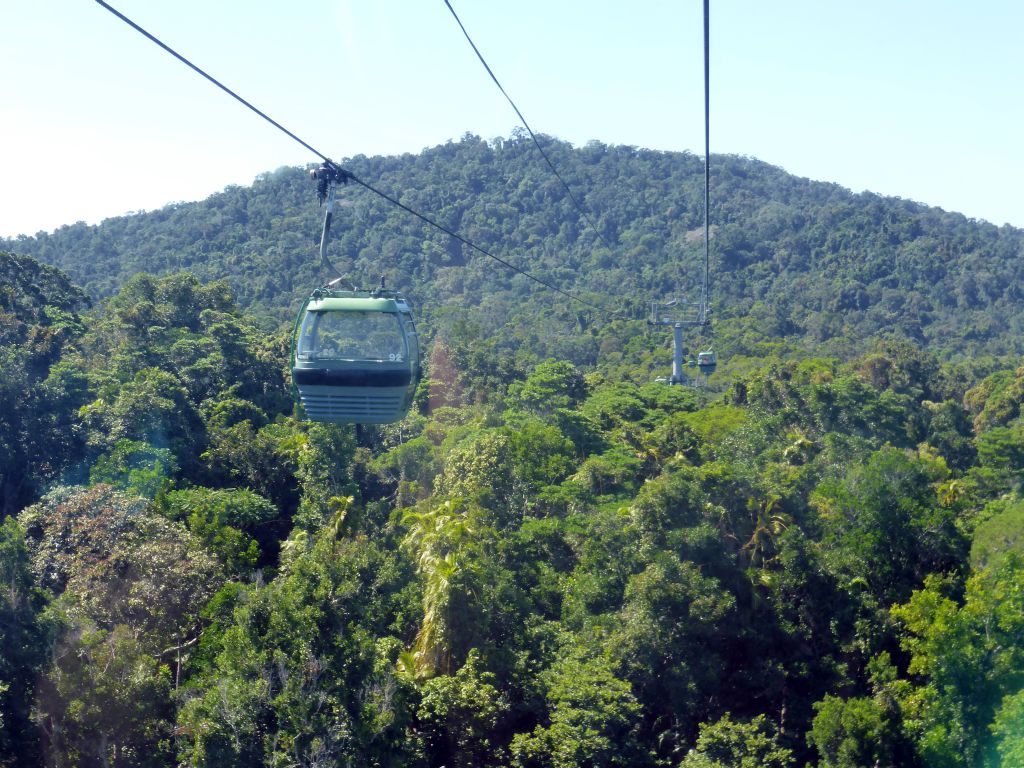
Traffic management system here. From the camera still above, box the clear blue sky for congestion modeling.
[2,0,1022,237]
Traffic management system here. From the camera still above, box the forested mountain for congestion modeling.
[2,135,1024,767]
[5,133,1024,367]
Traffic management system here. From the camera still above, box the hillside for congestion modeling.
[5,133,1024,368]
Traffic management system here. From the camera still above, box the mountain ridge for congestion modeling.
[4,134,1022,363]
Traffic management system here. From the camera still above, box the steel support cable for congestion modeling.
[702,0,712,326]
[349,176,611,311]
[94,0,327,163]
[442,0,616,254]
[93,0,621,318]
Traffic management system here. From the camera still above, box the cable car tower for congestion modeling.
[650,296,714,386]
[653,0,715,387]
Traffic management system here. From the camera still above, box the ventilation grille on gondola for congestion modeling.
[299,392,406,423]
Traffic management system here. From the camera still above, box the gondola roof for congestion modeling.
[306,295,403,312]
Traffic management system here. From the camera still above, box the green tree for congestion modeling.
[37,623,174,768]
[79,367,203,473]
[970,498,1024,571]
[507,359,588,416]
[975,424,1024,491]
[510,648,644,768]
[156,486,277,573]
[0,517,51,765]
[0,254,88,515]
[608,552,736,756]
[88,438,177,498]
[435,430,518,518]
[682,714,794,768]
[808,694,905,768]
[992,688,1024,767]
[416,649,510,767]
[891,557,1024,767]
[177,519,415,767]
[402,499,483,677]
[815,447,965,606]
[294,422,358,531]
[201,418,305,515]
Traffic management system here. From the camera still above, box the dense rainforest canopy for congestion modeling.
[2,135,1024,767]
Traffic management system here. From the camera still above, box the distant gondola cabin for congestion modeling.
[697,350,717,371]
[291,289,420,424]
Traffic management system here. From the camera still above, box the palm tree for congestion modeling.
[742,496,790,570]
[401,499,476,676]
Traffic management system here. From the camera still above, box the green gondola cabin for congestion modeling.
[291,288,420,424]
[697,349,717,372]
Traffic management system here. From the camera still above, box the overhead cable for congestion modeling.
[701,0,711,325]
[93,0,620,318]
[442,0,616,253]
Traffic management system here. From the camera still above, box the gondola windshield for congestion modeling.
[298,310,407,363]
